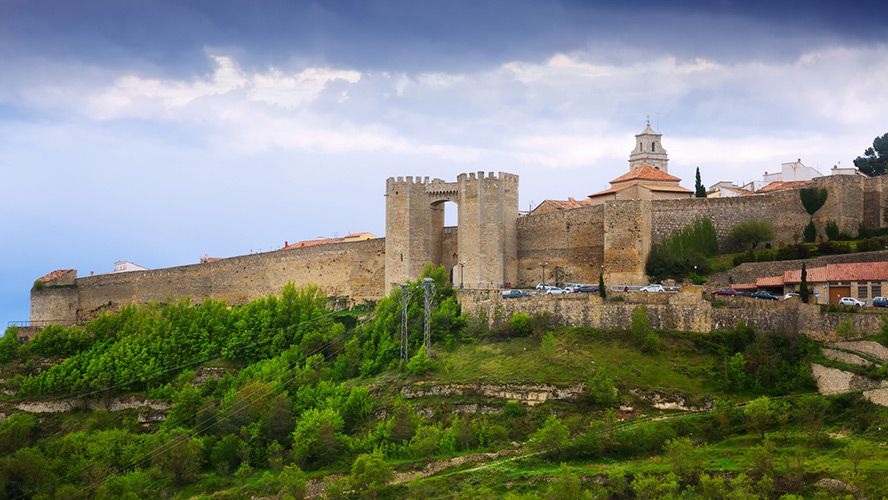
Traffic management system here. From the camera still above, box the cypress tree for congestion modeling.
[695,167,706,198]
[800,263,809,303]
[598,273,607,299]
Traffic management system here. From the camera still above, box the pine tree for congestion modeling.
[695,167,706,198]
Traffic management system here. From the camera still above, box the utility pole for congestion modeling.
[422,278,435,358]
[400,283,409,364]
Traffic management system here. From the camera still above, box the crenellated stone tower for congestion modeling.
[385,172,518,290]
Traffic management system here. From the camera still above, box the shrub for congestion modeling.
[803,220,817,243]
[407,345,436,375]
[857,237,882,252]
[825,220,840,241]
[646,218,718,279]
[800,187,828,215]
[32,279,45,290]
[776,244,798,261]
[508,312,531,337]
[837,319,857,339]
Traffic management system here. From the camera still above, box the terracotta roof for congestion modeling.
[38,269,75,283]
[784,266,829,284]
[638,184,694,193]
[826,262,888,281]
[732,283,757,290]
[756,276,785,287]
[610,164,682,184]
[756,180,811,193]
[588,184,633,198]
[535,197,592,211]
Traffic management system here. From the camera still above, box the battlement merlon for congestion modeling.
[456,171,519,183]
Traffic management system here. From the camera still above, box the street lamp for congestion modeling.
[459,260,466,289]
[540,261,548,285]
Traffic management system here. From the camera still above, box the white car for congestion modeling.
[536,283,553,290]
[639,284,665,292]
[839,297,865,307]
[546,287,567,295]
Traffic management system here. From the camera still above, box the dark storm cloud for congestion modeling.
[1,0,881,78]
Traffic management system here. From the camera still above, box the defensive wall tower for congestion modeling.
[385,172,518,290]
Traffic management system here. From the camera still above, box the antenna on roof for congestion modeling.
[646,114,650,127]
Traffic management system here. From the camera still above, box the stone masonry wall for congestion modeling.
[458,289,882,342]
[651,175,887,250]
[516,204,605,287]
[56,238,386,323]
[708,249,888,288]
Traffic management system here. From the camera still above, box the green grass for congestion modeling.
[433,329,718,398]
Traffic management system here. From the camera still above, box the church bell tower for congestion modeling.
[628,118,668,173]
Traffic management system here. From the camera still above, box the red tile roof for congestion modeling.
[756,276,785,287]
[756,180,811,193]
[610,164,682,183]
[536,197,592,211]
[589,184,633,198]
[38,269,75,283]
[638,184,694,193]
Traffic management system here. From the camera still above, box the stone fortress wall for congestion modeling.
[29,172,888,325]
[31,238,386,324]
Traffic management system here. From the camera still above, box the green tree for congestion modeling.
[796,395,828,440]
[407,344,436,375]
[714,399,734,440]
[598,273,606,299]
[540,331,557,362]
[0,329,19,363]
[664,437,703,483]
[803,220,817,243]
[529,415,570,457]
[853,132,888,176]
[800,263,809,303]
[279,464,308,500]
[744,396,773,439]
[825,220,841,240]
[350,452,394,499]
[729,219,775,251]
[291,408,346,468]
[546,463,582,500]
[153,429,201,485]
[844,438,869,474]
[799,187,829,215]
[234,461,253,486]
[695,167,706,197]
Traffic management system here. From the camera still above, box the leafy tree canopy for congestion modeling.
[799,187,828,215]
[728,219,775,251]
[853,132,888,176]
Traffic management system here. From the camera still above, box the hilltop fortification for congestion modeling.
[29,127,888,326]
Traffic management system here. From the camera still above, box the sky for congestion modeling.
[1,0,886,326]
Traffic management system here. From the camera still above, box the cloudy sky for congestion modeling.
[1,0,886,325]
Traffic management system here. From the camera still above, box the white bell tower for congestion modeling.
[629,117,669,172]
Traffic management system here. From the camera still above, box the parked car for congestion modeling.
[639,284,665,292]
[873,297,888,308]
[711,288,737,296]
[839,297,865,307]
[502,289,532,299]
[782,292,800,300]
[575,284,599,293]
[751,291,779,300]
[536,283,553,290]
[546,287,567,295]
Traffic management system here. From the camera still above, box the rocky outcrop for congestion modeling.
[811,363,888,395]
[11,396,171,414]
[863,387,888,406]
[627,389,712,412]
[401,382,583,405]
[832,341,888,363]
[822,348,874,367]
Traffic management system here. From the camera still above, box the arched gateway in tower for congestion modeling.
[385,172,519,291]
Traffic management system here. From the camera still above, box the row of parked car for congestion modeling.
[503,282,673,298]
[710,288,888,307]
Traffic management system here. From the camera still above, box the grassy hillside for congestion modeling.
[1,275,887,499]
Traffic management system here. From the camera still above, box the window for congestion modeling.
[872,283,882,297]
[858,285,868,299]
[652,142,656,152]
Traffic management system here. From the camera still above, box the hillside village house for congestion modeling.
[732,262,888,305]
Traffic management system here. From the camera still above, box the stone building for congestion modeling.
[588,123,693,204]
